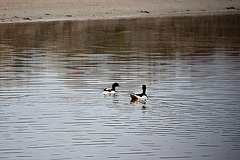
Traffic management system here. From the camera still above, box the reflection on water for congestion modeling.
[0,14,240,159]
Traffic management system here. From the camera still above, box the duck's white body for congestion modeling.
[130,94,148,100]
[102,90,116,95]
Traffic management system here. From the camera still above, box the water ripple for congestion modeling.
[0,14,240,160]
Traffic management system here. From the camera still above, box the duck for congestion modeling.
[130,84,148,100]
[102,82,120,95]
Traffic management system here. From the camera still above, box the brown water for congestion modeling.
[0,14,240,160]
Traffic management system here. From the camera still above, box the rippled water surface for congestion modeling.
[0,14,240,159]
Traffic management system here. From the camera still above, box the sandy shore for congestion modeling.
[0,0,240,23]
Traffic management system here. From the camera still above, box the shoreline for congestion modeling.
[0,0,240,24]
[1,10,240,24]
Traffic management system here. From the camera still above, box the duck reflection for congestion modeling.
[130,98,147,111]
[130,98,147,104]
[142,105,147,110]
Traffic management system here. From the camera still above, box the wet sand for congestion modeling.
[0,0,240,23]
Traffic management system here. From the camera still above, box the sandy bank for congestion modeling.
[0,0,240,23]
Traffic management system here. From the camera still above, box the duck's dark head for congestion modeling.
[112,82,120,90]
[142,84,147,94]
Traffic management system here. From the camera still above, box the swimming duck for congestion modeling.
[130,84,148,100]
[102,82,120,95]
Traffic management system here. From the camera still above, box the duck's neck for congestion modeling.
[142,87,146,95]
[112,85,116,91]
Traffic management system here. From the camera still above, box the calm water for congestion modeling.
[0,14,240,160]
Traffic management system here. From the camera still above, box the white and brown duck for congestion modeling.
[130,84,148,100]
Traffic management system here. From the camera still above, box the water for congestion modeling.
[0,14,240,159]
